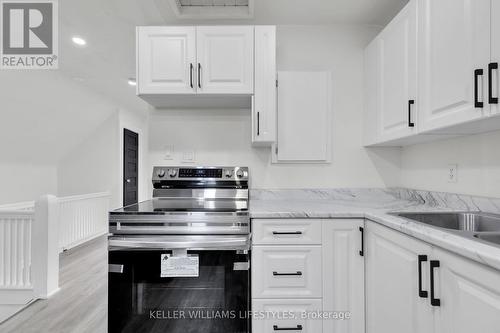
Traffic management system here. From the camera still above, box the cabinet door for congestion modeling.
[378,0,417,141]
[253,26,277,145]
[137,27,196,94]
[433,248,500,333]
[491,0,500,116]
[365,223,434,333]
[322,220,364,333]
[418,0,491,132]
[273,71,332,163]
[196,26,254,94]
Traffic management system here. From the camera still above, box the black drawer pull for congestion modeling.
[272,231,303,235]
[273,325,303,331]
[189,63,194,89]
[430,260,441,307]
[198,63,202,89]
[273,271,302,276]
[359,227,364,256]
[489,63,499,104]
[475,69,484,108]
[408,100,415,127]
[418,255,428,298]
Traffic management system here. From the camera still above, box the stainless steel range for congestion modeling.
[108,166,250,333]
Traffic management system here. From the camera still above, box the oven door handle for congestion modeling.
[109,235,250,251]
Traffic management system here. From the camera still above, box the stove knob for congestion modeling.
[168,169,177,178]
[236,169,245,178]
[224,169,234,178]
[157,169,166,178]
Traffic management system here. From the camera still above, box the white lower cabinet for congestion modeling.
[366,222,500,333]
[365,222,433,333]
[433,247,500,333]
[252,299,322,333]
[252,218,365,333]
[322,220,365,333]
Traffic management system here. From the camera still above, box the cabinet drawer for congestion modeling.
[252,246,322,298]
[252,219,322,245]
[252,299,322,333]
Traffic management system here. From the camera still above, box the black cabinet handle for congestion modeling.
[430,260,441,307]
[257,111,260,136]
[489,63,499,104]
[273,271,302,276]
[408,100,415,127]
[475,69,484,108]
[273,325,303,331]
[359,227,364,256]
[190,63,194,89]
[418,255,428,298]
[272,231,303,235]
[198,63,202,89]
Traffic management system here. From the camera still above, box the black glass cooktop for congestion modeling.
[111,198,248,214]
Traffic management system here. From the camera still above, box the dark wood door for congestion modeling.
[123,129,139,207]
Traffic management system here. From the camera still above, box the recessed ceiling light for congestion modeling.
[72,36,87,46]
[128,78,137,86]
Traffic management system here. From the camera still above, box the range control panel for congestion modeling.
[152,166,249,182]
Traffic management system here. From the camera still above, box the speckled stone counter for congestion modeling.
[249,188,500,271]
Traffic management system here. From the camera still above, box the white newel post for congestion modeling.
[33,195,60,299]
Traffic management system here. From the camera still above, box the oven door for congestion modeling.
[108,235,251,333]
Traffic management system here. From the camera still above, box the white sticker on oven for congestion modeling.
[161,254,199,277]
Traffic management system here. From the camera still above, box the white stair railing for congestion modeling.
[57,192,110,252]
[0,192,110,323]
[0,195,58,323]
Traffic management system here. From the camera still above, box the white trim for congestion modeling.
[57,192,110,203]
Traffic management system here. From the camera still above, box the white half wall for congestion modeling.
[148,25,401,189]
[400,130,500,198]
[0,164,57,204]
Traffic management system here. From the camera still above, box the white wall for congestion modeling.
[400,130,500,198]
[0,163,57,204]
[57,113,121,208]
[149,25,401,189]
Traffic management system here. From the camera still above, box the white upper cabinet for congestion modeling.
[273,71,332,163]
[196,26,254,94]
[252,26,277,145]
[418,0,491,132]
[364,0,500,145]
[378,0,417,141]
[137,27,197,95]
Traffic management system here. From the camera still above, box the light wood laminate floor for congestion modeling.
[0,235,108,333]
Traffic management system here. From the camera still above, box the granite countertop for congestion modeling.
[249,188,500,271]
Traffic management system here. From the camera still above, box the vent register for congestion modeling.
[168,0,253,18]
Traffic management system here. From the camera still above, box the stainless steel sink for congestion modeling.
[391,212,500,248]
[395,212,500,232]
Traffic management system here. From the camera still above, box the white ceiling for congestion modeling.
[58,0,408,112]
